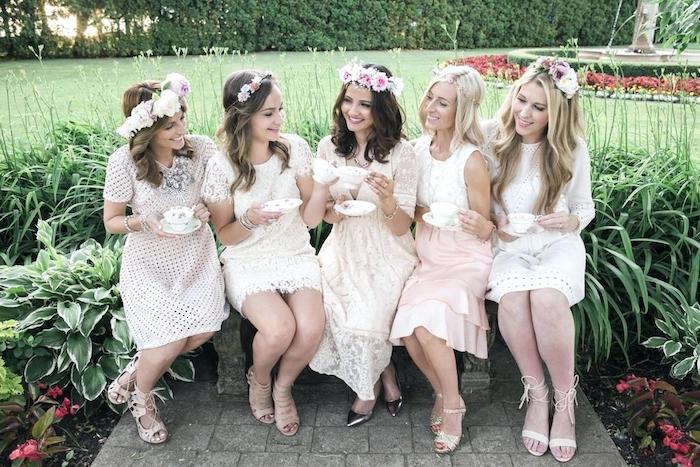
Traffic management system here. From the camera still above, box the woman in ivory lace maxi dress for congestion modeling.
[102,76,228,445]
[309,63,418,426]
[481,57,595,463]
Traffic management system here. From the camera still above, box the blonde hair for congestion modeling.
[216,70,289,193]
[418,65,485,152]
[492,67,584,214]
[122,81,193,187]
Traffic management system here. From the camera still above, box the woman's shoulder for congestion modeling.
[393,138,416,154]
[480,118,500,142]
[107,144,132,167]
[281,133,311,151]
[317,134,334,148]
[187,134,218,156]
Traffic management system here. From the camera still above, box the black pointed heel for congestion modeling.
[384,360,404,417]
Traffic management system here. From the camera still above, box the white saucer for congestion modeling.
[262,198,303,213]
[422,212,460,231]
[334,200,376,217]
[161,218,202,235]
[501,223,545,237]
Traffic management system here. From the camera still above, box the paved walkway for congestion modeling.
[92,342,626,466]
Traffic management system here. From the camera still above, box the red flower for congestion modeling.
[671,453,692,467]
[9,439,43,461]
[46,386,63,399]
[55,397,79,419]
[615,381,630,393]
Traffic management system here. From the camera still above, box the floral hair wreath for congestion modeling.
[237,71,273,103]
[531,57,579,99]
[338,62,404,96]
[116,73,191,139]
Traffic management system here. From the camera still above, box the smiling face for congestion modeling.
[250,84,284,144]
[150,110,187,153]
[422,81,457,133]
[340,84,374,140]
[512,80,549,143]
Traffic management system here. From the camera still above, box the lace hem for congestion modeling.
[486,271,580,306]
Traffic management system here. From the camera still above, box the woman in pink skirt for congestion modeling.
[390,65,495,453]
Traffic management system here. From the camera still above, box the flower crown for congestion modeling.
[338,63,404,96]
[531,57,579,99]
[237,71,273,103]
[116,73,191,139]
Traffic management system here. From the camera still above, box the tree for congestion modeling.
[656,0,700,53]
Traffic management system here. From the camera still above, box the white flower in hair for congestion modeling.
[556,68,579,99]
[116,101,155,138]
[152,89,181,117]
[338,62,404,96]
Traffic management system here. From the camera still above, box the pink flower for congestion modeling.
[9,440,42,461]
[358,72,373,88]
[46,386,63,399]
[37,382,47,390]
[163,73,191,97]
[372,73,389,91]
[550,62,570,80]
[615,381,630,393]
[56,397,80,419]
[671,454,692,467]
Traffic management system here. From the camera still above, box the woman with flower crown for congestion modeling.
[201,70,328,436]
[389,65,495,453]
[103,74,229,444]
[308,62,418,427]
[481,57,594,463]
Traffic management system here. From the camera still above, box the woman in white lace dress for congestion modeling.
[202,70,328,437]
[309,63,418,427]
[389,66,495,453]
[103,75,228,444]
[482,58,594,463]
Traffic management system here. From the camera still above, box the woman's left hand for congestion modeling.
[458,209,494,240]
[366,171,395,209]
[537,211,579,233]
[193,203,210,224]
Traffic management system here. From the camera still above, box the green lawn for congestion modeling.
[0,48,697,161]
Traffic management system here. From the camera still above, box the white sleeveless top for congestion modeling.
[414,135,479,209]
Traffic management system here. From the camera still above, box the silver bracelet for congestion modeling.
[382,202,399,221]
[139,216,151,233]
[239,212,257,231]
[123,215,135,233]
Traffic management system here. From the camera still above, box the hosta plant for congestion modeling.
[0,221,194,412]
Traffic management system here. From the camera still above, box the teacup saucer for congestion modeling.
[422,212,460,231]
[501,223,545,237]
[161,218,202,235]
[262,198,303,213]
[334,200,376,217]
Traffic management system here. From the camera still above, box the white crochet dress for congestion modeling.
[102,135,229,350]
[201,133,321,312]
[481,120,595,306]
[309,136,418,401]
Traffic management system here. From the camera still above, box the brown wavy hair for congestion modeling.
[331,63,405,164]
[121,81,193,187]
[216,70,290,193]
[492,68,584,214]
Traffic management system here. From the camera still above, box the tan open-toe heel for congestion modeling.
[430,393,443,434]
[433,398,466,454]
[519,375,550,457]
[107,352,140,404]
[272,382,299,436]
[550,375,579,463]
[246,367,274,424]
[128,387,168,444]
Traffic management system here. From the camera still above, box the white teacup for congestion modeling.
[430,202,459,226]
[312,158,337,184]
[163,206,194,232]
[336,166,368,190]
[508,212,536,234]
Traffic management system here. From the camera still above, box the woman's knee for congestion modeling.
[258,319,296,349]
[529,289,569,317]
[183,332,215,352]
[498,292,530,318]
[414,326,434,345]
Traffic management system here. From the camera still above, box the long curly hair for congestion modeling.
[491,67,584,214]
[121,81,193,187]
[216,70,290,193]
[330,63,404,164]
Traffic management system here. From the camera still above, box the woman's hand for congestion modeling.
[537,211,579,233]
[366,171,395,211]
[330,195,349,223]
[145,213,177,238]
[192,203,210,224]
[245,203,283,227]
[494,213,518,243]
[458,209,494,240]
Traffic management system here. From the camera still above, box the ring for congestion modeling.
[558,223,562,229]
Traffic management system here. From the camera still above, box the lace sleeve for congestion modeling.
[392,141,418,218]
[189,135,220,166]
[567,138,595,232]
[103,147,133,203]
[287,134,313,178]
[201,155,235,204]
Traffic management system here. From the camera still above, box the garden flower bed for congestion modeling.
[446,55,700,102]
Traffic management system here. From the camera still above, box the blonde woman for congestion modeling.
[202,70,328,436]
[389,65,495,453]
[103,74,229,444]
[482,57,594,463]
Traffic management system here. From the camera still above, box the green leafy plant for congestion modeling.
[643,302,700,381]
[0,221,194,411]
[0,356,22,402]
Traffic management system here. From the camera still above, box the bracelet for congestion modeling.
[480,222,496,243]
[123,215,135,233]
[140,215,151,233]
[239,211,257,231]
[382,202,399,221]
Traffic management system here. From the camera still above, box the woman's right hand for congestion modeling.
[330,195,348,223]
[145,213,177,238]
[245,203,283,227]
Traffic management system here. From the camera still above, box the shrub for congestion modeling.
[643,303,700,381]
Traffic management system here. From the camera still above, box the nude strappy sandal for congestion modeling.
[519,375,550,456]
[246,367,274,424]
[433,398,466,454]
[272,382,299,436]
[128,387,168,444]
[430,393,443,434]
[550,375,579,463]
[107,352,140,404]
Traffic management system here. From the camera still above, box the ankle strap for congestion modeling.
[553,375,579,425]
[519,375,549,409]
